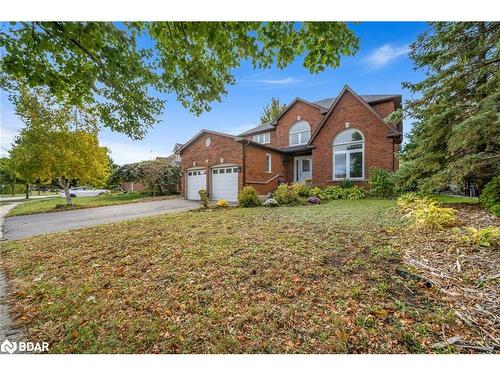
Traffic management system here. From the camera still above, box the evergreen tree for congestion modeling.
[388,22,500,192]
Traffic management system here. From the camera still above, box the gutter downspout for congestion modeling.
[392,140,395,172]
[242,141,247,189]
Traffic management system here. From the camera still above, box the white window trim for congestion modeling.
[289,121,311,146]
[253,132,270,144]
[332,130,365,181]
[265,153,272,173]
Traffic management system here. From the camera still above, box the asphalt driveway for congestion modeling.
[2,198,200,240]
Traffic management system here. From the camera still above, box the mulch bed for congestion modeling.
[396,204,499,353]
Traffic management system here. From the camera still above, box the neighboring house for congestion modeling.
[163,143,183,166]
[178,85,402,201]
[121,149,183,192]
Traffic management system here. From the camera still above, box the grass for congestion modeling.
[6,192,178,217]
[0,199,469,353]
[0,191,56,198]
[432,194,479,204]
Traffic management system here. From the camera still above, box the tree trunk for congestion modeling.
[25,184,29,199]
[58,177,72,205]
[11,182,15,196]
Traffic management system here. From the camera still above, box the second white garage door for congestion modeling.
[211,166,239,202]
[186,169,206,200]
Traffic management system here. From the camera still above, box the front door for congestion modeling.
[294,157,312,182]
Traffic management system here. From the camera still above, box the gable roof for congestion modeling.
[238,122,274,137]
[313,94,401,109]
[270,97,325,126]
[177,129,236,154]
[172,143,184,153]
[308,85,400,145]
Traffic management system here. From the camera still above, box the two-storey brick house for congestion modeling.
[178,85,402,201]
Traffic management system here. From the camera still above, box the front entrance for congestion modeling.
[294,156,312,182]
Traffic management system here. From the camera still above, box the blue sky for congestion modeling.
[0,22,428,165]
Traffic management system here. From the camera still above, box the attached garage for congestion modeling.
[186,169,206,200]
[211,166,239,202]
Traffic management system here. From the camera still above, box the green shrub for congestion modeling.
[274,184,300,205]
[480,177,500,216]
[318,186,343,200]
[308,186,323,198]
[291,182,311,197]
[368,167,396,197]
[458,226,500,247]
[396,192,430,211]
[343,186,367,200]
[238,186,261,207]
[491,204,500,217]
[339,179,354,189]
[410,202,458,230]
[397,193,458,230]
[199,189,209,208]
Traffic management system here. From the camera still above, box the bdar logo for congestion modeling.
[1,339,17,354]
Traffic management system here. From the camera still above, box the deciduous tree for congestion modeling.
[1,22,358,139]
[9,89,110,204]
[260,97,287,124]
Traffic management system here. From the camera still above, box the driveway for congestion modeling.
[3,198,200,240]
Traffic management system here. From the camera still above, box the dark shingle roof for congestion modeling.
[238,123,274,137]
[278,145,311,153]
[313,95,400,109]
[237,92,401,137]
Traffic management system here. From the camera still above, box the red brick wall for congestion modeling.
[311,91,397,186]
[180,133,244,198]
[371,101,396,119]
[244,144,286,195]
[271,101,324,148]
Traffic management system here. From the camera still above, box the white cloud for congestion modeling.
[250,78,303,85]
[363,44,410,69]
[240,76,303,89]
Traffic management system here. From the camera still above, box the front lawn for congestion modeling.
[432,194,479,205]
[6,192,179,217]
[1,199,497,353]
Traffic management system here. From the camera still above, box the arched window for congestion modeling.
[333,129,364,180]
[289,121,310,146]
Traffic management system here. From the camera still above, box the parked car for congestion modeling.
[59,186,109,198]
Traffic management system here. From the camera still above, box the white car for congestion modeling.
[59,186,109,198]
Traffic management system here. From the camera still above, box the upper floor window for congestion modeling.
[289,121,310,146]
[252,132,270,144]
[333,129,364,180]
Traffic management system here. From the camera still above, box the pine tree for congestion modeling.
[389,22,500,192]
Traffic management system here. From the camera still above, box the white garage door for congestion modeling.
[212,166,239,202]
[186,169,206,200]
